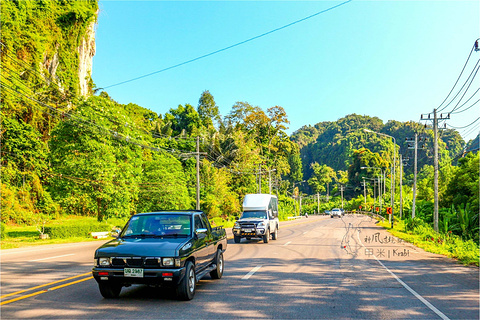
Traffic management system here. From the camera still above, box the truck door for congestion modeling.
[193,214,210,269]
[201,213,215,261]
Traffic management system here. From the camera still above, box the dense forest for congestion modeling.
[1,1,478,244]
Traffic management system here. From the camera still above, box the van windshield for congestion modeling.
[241,211,267,219]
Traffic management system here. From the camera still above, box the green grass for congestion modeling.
[0,216,128,250]
[379,219,479,266]
[1,213,303,250]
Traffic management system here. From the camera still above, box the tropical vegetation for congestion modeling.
[1,1,478,264]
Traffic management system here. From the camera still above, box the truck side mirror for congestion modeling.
[195,228,207,239]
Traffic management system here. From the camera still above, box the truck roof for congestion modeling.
[242,194,277,211]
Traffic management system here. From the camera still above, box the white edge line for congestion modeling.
[242,265,262,280]
[30,254,75,262]
[356,230,450,320]
[284,241,292,246]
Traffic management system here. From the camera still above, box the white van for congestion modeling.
[232,194,279,243]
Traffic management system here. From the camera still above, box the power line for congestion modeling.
[447,63,480,114]
[446,116,480,130]
[437,39,479,112]
[436,59,480,114]
[102,0,353,89]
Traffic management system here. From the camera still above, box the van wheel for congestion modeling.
[263,229,270,243]
[271,227,278,240]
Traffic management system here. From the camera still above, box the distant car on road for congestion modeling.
[330,208,343,218]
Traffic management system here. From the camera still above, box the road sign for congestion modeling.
[386,207,392,215]
[376,207,379,212]
[359,205,362,210]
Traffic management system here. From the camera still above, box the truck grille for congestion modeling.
[239,222,256,229]
[110,257,161,268]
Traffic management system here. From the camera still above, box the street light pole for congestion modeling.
[364,129,396,228]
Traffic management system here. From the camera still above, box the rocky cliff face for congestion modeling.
[78,19,96,96]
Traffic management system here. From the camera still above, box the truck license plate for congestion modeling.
[124,268,143,278]
[242,228,253,233]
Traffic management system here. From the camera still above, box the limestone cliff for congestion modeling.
[78,19,97,96]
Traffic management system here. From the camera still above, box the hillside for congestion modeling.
[291,114,466,182]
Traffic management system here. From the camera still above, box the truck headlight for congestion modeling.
[163,258,174,266]
[162,258,181,267]
[98,257,111,266]
[257,222,265,228]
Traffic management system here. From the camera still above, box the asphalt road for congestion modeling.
[1,215,478,319]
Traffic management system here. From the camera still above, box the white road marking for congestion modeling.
[303,232,308,234]
[242,265,262,280]
[284,241,292,246]
[356,231,450,320]
[30,254,75,262]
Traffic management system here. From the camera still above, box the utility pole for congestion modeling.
[378,174,383,215]
[317,192,320,214]
[421,110,449,231]
[265,168,276,194]
[407,134,418,218]
[196,136,200,210]
[180,137,206,211]
[399,154,403,219]
[299,194,302,215]
[258,163,262,193]
[362,179,367,208]
[326,182,330,202]
[340,185,344,209]
[433,110,439,231]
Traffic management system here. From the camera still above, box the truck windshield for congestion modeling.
[241,211,267,219]
[121,214,191,237]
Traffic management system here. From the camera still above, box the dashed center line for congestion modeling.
[242,265,262,280]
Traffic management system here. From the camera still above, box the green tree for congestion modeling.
[49,96,143,221]
[198,90,220,129]
[307,163,335,194]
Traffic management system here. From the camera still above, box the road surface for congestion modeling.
[1,215,478,319]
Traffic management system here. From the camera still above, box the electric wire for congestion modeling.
[447,63,480,114]
[437,39,479,112]
[446,116,480,130]
[102,0,353,89]
[437,59,480,114]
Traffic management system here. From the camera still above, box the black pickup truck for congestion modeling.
[92,211,227,300]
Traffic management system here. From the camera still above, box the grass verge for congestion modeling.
[379,219,479,266]
[1,216,128,250]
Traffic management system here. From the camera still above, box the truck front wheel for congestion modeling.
[271,226,278,240]
[234,235,241,243]
[177,261,196,300]
[98,282,122,299]
[263,229,270,243]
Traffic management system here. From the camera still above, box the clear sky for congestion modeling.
[92,0,480,143]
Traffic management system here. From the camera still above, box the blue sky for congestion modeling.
[92,1,480,143]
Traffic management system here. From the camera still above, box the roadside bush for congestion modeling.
[44,220,111,239]
[1,222,6,239]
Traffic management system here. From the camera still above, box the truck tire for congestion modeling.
[98,282,122,299]
[209,249,224,279]
[177,261,196,300]
[271,226,278,240]
[263,229,270,243]
[234,235,241,243]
